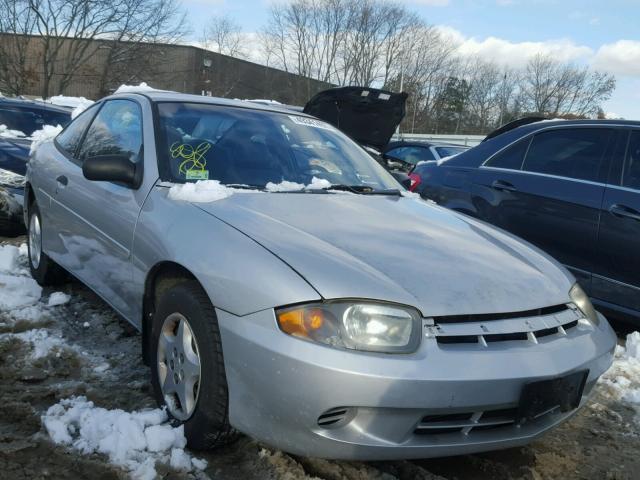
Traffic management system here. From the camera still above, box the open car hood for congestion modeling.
[303,87,408,151]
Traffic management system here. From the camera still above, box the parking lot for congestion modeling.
[1,233,639,480]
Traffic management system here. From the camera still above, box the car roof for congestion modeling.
[0,97,72,114]
[108,90,317,118]
[386,140,468,149]
[433,118,640,169]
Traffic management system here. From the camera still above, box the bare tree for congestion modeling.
[201,14,245,58]
[96,0,188,96]
[521,53,615,117]
[0,0,38,95]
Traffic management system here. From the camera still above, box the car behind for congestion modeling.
[412,118,640,326]
[0,98,71,235]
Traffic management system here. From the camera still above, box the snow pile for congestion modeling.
[168,179,236,203]
[42,397,207,480]
[30,124,63,155]
[47,292,71,307]
[0,244,21,272]
[0,273,42,310]
[71,98,94,119]
[0,124,27,139]
[115,82,162,94]
[600,332,640,405]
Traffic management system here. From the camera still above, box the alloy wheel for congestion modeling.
[157,312,202,421]
[29,211,42,269]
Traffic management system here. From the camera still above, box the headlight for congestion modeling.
[569,283,599,325]
[0,168,25,188]
[276,301,421,353]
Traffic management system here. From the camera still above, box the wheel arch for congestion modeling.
[142,260,202,365]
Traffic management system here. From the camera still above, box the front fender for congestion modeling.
[131,187,322,322]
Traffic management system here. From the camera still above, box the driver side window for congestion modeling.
[78,100,143,164]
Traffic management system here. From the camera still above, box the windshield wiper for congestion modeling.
[323,185,402,196]
[224,183,263,190]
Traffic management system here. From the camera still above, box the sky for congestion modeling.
[182,0,640,119]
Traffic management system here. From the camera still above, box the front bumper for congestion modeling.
[217,307,616,460]
[0,185,25,232]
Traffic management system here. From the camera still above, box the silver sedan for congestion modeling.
[25,91,616,460]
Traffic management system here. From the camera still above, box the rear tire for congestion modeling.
[150,280,237,449]
[27,201,66,286]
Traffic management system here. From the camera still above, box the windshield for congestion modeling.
[156,102,398,190]
[0,106,70,136]
[435,146,466,158]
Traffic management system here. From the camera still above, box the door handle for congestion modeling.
[56,175,68,186]
[491,180,517,192]
[609,204,640,222]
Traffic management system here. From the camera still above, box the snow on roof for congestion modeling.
[29,124,63,155]
[114,82,163,94]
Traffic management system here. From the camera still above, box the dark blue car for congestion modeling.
[0,98,71,235]
[412,119,640,325]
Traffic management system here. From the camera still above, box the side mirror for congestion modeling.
[82,155,141,189]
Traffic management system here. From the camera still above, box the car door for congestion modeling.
[472,127,614,292]
[48,99,146,319]
[593,128,640,315]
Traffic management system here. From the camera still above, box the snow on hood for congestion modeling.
[115,82,162,94]
[168,177,334,202]
[29,124,63,155]
[265,176,331,192]
[196,193,575,317]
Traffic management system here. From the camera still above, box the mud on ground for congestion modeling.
[1,235,638,480]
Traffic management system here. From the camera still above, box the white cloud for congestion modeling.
[436,26,593,68]
[593,40,640,77]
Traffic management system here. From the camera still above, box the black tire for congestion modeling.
[150,280,237,450]
[27,201,66,286]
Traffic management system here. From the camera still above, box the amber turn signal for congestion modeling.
[277,308,324,337]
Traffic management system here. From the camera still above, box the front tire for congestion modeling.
[150,281,237,449]
[27,201,65,286]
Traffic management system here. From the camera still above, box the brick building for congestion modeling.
[0,33,332,104]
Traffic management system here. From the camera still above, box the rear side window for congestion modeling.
[56,104,99,156]
[485,138,529,170]
[386,146,435,163]
[622,131,640,190]
[0,107,70,136]
[522,128,611,182]
[78,100,142,163]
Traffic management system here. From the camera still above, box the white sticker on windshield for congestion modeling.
[288,115,336,131]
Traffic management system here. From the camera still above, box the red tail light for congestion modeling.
[408,173,421,192]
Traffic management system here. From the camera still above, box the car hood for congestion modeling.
[303,87,408,151]
[196,194,574,317]
[0,137,31,176]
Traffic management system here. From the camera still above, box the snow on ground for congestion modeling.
[47,291,71,307]
[42,396,207,480]
[0,124,27,138]
[29,124,63,155]
[600,331,640,410]
[0,273,42,310]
